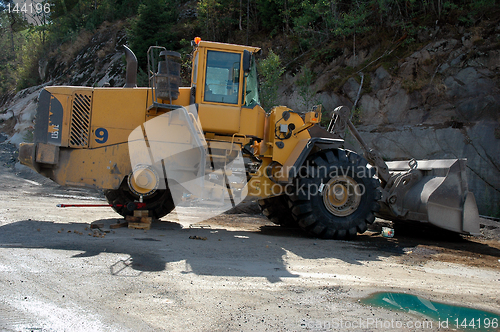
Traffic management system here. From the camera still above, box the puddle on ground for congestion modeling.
[362,292,500,331]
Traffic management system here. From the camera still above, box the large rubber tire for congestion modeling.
[104,178,175,219]
[258,195,298,227]
[289,149,381,239]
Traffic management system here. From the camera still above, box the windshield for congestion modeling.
[204,50,240,104]
[244,56,260,107]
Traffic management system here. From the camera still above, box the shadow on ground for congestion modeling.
[1,216,499,282]
[0,217,399,282]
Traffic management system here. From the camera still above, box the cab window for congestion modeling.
[244,56,260,107]
[204,50,240,104]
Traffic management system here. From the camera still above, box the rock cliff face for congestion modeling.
[43,21,128,88]
[280,28,500,216]
[0,21,128,145]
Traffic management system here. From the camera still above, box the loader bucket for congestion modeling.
[383,159,480,235]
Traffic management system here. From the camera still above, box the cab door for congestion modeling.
[197,49,243,135]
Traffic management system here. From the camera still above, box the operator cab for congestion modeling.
[190,38,264,137]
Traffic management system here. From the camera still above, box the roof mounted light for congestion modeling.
[194,37,201,45]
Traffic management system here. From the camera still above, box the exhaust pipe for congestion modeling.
[123,45,137,88]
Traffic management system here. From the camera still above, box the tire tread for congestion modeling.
[288,149,381,240]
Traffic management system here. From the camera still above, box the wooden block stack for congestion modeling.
[126,210,152,230]
[110,221,128,229]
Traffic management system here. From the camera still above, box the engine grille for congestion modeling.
[69,92,92,147]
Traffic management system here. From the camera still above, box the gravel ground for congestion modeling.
[0,142,499,332]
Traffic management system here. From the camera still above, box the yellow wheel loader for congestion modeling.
[19,38,480,239]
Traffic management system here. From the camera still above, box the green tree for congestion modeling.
[296,67,317,111]
[128,0,179,69]
[198,0,241,42]
[257,49,284,111]
[0,6,31,94]
[45,0,141,43]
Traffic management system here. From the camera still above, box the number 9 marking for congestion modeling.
[95,127,108,144]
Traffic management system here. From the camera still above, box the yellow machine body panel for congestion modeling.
[54,144,131,189]
[246,158,281,197]
[198,104,241,134]
[145,87,191,120]
[88,87,192,148]
[239,105,266,138]
[43,86,83,147]
[245,106,318,198]
[90,88,148,148]
[265,107,313,165]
